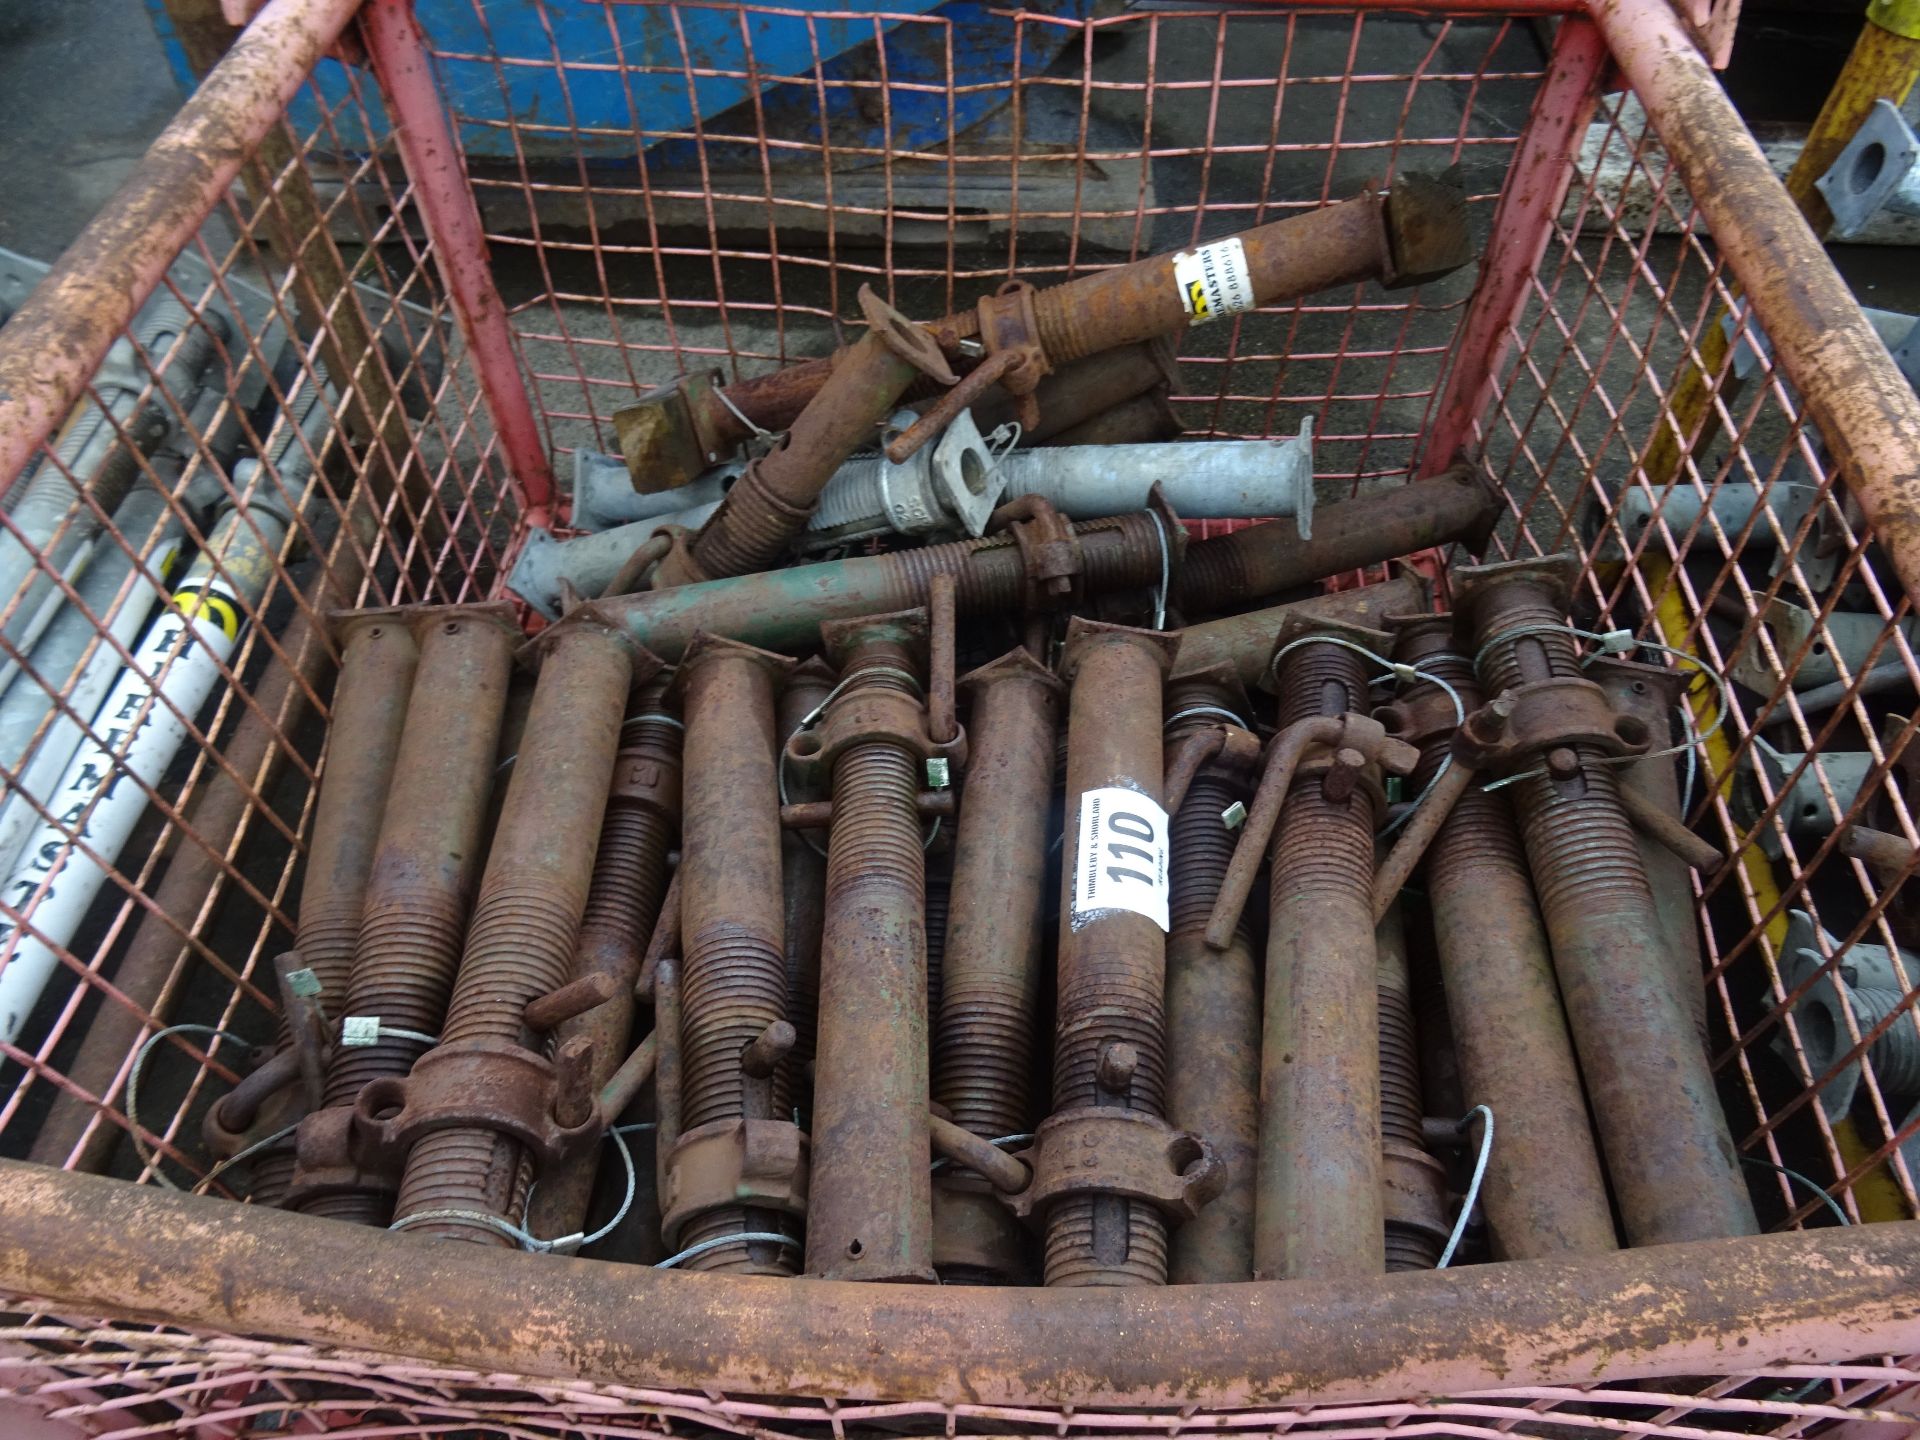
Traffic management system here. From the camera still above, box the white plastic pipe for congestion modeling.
[0,501,286,1044]
[0,488,187,883]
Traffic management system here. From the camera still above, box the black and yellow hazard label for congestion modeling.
[171,582,242,642]
[1172,237,1254,326]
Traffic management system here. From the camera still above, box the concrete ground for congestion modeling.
[0,3,181,260]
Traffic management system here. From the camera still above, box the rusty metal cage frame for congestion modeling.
[2,0,1920,1432]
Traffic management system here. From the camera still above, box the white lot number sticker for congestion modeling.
[1172,237,1254,325]
[1072,786,1170,931]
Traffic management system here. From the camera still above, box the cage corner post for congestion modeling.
[1418,15,1611,479]
[357,0,559,526]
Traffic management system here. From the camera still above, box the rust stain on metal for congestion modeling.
[1454,557,1757,1248]
[1384,617,1617,1261]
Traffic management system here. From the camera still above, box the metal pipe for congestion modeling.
[388,620,644,1244]
[778,657,834,1081]
[0,0,363,491]
[286,605,518,1222]
[1176,467,1498,616]
[806,611,938,1282]
[2,1159,1916,1407]
[358,0,556,519]
[1048,619,1181,1287]
[995,424,1313,527]
[1456,557,1758,1246]
[968,341,1181,444]
[626,182,1465,488]
[1591,0,1920,608]
[553,510,1173,662]
[1596,662,1714,1056]
[1170,575,1429,688]
[1375,905,1450,1272]
[932,647,1061,1285]
[1045,388,1183,448]
[524,681,680,1243]
[664,636,800,1274]
[561,489,1461,667]
[800,422,1313,554]
[888,176,1468,463]
[1163,669,1260,1283]
[653,294,952,587]
[1384,618,1616,1261]
[1256,626,1390,1280]
[244,609,420,1207]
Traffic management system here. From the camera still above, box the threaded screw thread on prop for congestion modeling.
[806,613,938,1283]
[389,624,640,1246]
[670,638,799,1274]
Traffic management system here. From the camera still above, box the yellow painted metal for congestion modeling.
[1787,14,1920,234]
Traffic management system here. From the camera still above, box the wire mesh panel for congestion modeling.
[4,1323,1919,1438]
[1,0,1918,1434]
[453,4,1547,498]
[1477,85,1920,1230]
[0,41,513,1187]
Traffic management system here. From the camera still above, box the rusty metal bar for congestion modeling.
[627,182,1467,488]
[1375,906,1450,1272]
[1370,760,1475,923]
[1596,664,1715,1051]
[1047,619,1183,1287]
[1256,624,1393,1280]
[663,636,800,1274]
[1046,389,1183,448]
[387,621,646,1244]
[932,647,1061,1285]
[557,487,1459,667]
[1384,618,1617,1261]
[1845,823,1919,873]
[1163,669,1260,1283]
[970,341,1179,445]
[287,605,518,1224]
[1591,0,1920,607]
[806,611,939,1282]
[559,511,1171,662]
[653,293,953,586]
[1175,468,1498,617]
[242,610,419,1206]
[1171,576,1429,688]
[779,657,834,1081]
[1456,557,1757,1247]
[3,1160,1911,1406]
[525,683,680,1242]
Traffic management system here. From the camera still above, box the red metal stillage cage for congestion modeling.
[1,0,1919,1432]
